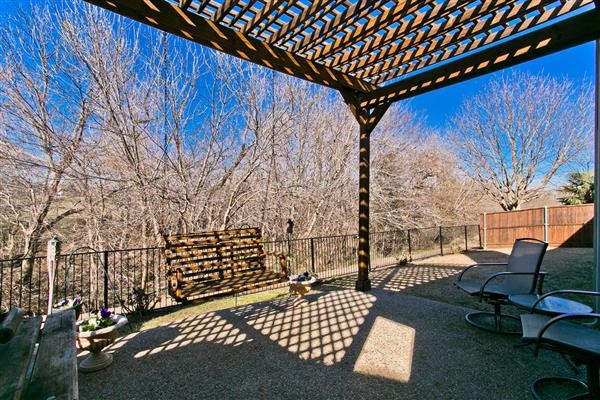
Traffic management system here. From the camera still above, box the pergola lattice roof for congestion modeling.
[88,0,600,108]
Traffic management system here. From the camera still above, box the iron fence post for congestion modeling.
[103,251,109,308]
[310,238,316,273]
[407,229,412,262]
[464,225,468,251]
[439,226,444,256]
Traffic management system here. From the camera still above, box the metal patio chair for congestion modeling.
[520,290,600,399]
[454,238,548,334]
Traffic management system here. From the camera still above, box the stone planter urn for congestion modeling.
[289,276,317,307]
[77,314,128,373]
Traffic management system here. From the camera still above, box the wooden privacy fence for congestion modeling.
[480,204,593,248]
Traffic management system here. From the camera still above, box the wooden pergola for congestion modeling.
[85,0,600,295]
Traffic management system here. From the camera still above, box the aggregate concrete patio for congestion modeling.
[79,265,579,400]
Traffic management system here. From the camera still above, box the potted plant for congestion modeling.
[52,295,83,319]
[289,271,317,285]
[289,272,317,307]
[76,308,128,373]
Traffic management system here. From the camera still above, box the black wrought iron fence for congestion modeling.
[0,225,480,314]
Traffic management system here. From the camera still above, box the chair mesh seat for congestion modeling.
[521,314,600,359]
[454,280,511,298]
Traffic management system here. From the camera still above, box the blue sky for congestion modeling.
[1,0,596,129]
[0,0,596,130]
[409,43,596,128]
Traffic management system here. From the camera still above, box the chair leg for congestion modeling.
[464,302,521,334]
[585,363,599,398]
[531,377,588,400]
[531,364,599,400]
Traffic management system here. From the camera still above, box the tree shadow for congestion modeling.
[79,282,577,400]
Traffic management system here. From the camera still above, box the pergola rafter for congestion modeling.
[363,7,600,107]
[83,0,600,294]
[290,0,384,54]
[267,0,344,45]
[306,0,427,62]
[336,0,550,74]
[366,0,592,84]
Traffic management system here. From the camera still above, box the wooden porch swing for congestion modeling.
[163,227,288,302]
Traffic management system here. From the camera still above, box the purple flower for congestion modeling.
[100,308,112,319]
[303,271,309,277]
[59,299,69,307]
[73,296,82,306]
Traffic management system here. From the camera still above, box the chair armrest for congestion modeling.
[479,271,548,301]
[264,251,288,276]
[457,263,508,281]
[530,290,600,313]
[533,312,600,357]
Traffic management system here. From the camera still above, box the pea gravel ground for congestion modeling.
[79,264,582,400]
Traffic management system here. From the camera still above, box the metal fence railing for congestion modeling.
[0,225,480,315]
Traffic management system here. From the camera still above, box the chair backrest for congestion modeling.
[506,238,548,294]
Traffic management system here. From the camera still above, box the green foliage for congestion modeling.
[79,317,115,332]
[123,287,158,317]
[558,171,594,205]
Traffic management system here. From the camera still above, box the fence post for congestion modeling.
[482,212,487,249]
[310,238,316,274]
[46,236,61,315]
[103,251,109,309]
[464,225,468,251]
[407,229,412,262]
[439,226,444,256]
[543,206,548,242]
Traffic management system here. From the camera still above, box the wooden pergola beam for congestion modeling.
[84,0,375,94]
[363,9,600,108]
[252,2,296,39]
[191,0,212,15]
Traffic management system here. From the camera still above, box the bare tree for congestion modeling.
[0,7,92,263]
[0,2,489,262]
[450,72,593,211]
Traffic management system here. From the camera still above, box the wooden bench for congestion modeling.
[0,308,78,400]
[164,227,288,302]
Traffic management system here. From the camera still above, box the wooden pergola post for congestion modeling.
[340,90,390,291]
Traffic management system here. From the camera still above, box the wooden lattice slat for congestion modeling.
[241,0,286,33]
[370,0,591,84]
[353,0,554,79]
[269,0,337,45]
[332,0,502,71]
[88,0,599,99]
[306,0,428,62]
